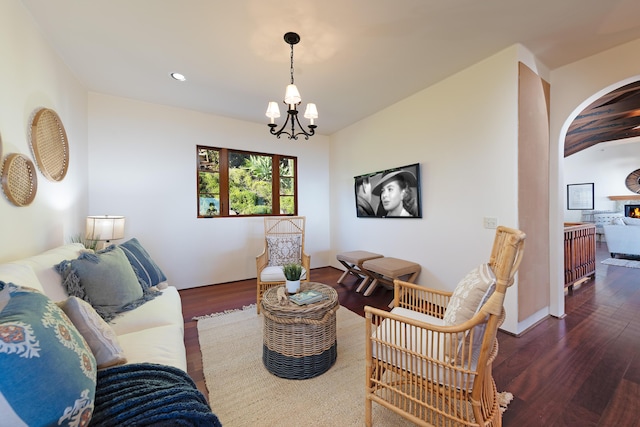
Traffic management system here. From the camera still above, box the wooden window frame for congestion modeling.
[197,145,298,218]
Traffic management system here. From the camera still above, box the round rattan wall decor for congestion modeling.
[30,108,69,181]
[1,153,38,206]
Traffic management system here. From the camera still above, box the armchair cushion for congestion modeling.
[443,263,495,326]
[266,235,302,266]
[260,266,307,283]
[372,307,475,387]
[374,307,446,373]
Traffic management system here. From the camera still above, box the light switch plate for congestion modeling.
[483,217,498,229]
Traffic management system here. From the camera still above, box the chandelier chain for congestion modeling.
[290,43,295,85]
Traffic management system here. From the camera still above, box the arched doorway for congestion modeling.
[553,77,640,318]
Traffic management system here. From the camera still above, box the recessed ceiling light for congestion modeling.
[170,72,186,82]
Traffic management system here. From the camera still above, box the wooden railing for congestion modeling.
[564,222,596,290]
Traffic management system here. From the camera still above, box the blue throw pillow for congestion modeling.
[119,238,167,289]
[0,282,96,426]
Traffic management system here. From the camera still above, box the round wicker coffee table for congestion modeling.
[261,282,339,379]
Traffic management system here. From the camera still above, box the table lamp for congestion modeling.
[85,215,125,250]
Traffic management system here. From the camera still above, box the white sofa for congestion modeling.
[603,216,640,257]
[0,242,216,426]
[0,242,186,370]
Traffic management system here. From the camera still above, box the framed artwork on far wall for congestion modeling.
[567,183,594,210]
[354,163,422,218]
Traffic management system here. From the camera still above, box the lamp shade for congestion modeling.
[265,101,281,119]
[86,215,125,241]
[284,84,301,106]
[303,103,318,119]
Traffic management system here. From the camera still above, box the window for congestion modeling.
[197,146,298,217]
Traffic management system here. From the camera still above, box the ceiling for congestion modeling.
[565,81,640,156]
[19,0,640,137]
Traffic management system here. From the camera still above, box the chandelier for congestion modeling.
[266,32,318,140]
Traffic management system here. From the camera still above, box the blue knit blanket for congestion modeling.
[90,363,221,427]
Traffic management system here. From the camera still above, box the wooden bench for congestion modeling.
[336,250,384,289]
[359,257,421,296]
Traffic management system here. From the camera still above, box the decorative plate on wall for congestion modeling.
[30,108,69,181]
[1,153,38,206]
[625,169,640,194]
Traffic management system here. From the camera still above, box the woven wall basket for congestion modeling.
[30,108,69,181]
[1,153,38,206]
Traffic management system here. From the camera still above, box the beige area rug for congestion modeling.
[601,258,640,268]
[197,305,512,426]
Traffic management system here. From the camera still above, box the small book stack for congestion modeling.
[289,289,327,306]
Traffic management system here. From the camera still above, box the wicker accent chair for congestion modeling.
[364,226,526,427]
[256,216,310,314]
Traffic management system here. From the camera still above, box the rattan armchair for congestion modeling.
[365,226,526,427]
[256,216,310,314]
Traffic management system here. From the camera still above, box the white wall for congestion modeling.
[0,0,88,262]
[564,139,640,222]
[88,94,331,289]
[330,46,524,331]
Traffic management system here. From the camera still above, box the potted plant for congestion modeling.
[69,234,98,251]
[282,262,303,294]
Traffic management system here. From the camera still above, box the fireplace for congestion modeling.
[625,204,640,218]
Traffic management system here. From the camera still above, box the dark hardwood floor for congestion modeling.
[179,243,640,427]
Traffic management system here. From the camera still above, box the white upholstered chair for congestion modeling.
[365,226,526,427]
[255,216,310,314]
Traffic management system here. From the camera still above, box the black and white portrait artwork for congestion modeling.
[354,163,422,218]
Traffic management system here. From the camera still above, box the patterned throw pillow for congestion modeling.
[0,282,96,426]
[442,264,496,364]
[266,235,302,266]
[119,238,167,289]
[57,296,127,369]
[443,263,496,326]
